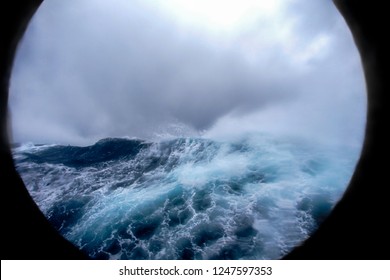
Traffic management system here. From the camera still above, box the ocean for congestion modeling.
[12,133,359,259]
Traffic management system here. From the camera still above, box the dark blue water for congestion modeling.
[12,134,358,259]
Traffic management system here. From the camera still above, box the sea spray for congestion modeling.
[13,133,359,259]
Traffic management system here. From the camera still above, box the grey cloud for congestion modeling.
[9,0,366,145]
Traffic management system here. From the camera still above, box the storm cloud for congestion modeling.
[9,0,366,146]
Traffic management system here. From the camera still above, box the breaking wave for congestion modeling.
[12,133,359,259]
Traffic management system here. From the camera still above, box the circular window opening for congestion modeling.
[10,0,366,260]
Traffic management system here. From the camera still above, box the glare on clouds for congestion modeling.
[9,0,366,146]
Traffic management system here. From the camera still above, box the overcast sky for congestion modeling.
[9,0,366,146]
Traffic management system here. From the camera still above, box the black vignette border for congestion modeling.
[286,0,389,260]
[0,0,87,260]
[1,0,388,260]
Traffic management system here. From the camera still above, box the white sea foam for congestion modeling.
[13,133,360,259]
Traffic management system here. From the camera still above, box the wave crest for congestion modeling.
[13,134,358,259]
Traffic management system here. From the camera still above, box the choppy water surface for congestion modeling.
[13,134,358,259]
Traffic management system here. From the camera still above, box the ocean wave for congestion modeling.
[13,134,358,259]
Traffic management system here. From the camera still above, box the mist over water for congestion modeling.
[9,0,366,259]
